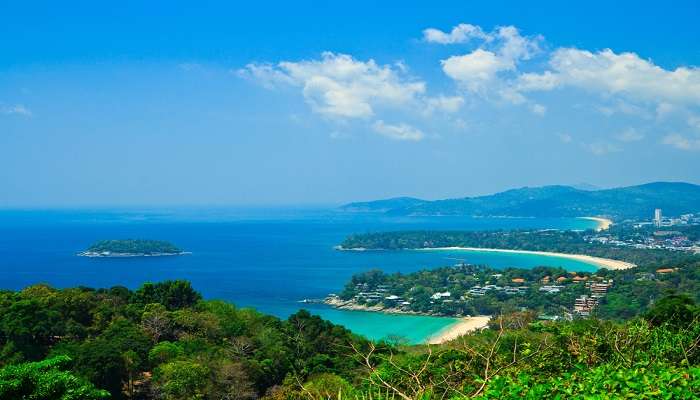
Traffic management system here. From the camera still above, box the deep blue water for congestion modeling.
[0,208,597,342]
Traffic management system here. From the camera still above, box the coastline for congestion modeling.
[416,247,635,270]
[426,316,491,344]
[578,216,613,231]
[324,297,482,343]
[325,296,438,316]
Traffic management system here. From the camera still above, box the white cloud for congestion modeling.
[238,52,425,119]
[517,71,559,91]
[496,26,541,62]
[520,48,700,105]
[435,24,542,104]
[372,120,424,141]
[1,104,32,117]
[423,23,490,44]
[441,49,514,91]
[615,128,644,142]
[662,133,700,151]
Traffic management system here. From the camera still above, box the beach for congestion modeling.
[417,247,636,270]
[579,216,613,231]
[426,316,491,344]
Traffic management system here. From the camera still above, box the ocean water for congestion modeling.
[0,208,597,343]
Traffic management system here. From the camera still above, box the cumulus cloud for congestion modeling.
[662,133,700,151]
[441,49,514,91]
[423,23,490,44]
[238,52,426,119]
[432,24,542,106]
[1,104,32,117]
[519,48,700,105]
[372,120,424,141]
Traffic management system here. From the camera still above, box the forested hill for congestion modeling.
[340,182,700,219]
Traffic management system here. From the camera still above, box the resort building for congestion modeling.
[574,295,598,316]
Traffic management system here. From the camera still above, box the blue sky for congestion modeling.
[1,1,699,206]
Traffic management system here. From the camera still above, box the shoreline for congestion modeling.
[426,316,492,344]
[324,297,482,344]
[77,251,191,258]
[416,247,635,270]
[578,216,613,231]
[324,296,440,316]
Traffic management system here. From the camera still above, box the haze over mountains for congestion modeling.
[341,182,700,219]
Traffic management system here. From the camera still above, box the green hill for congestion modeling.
[341,182,700,219]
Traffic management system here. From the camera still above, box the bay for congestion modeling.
[0,207,598,343]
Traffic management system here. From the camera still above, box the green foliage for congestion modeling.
[644,294,698,330]
[3,280,700,400]
[0,282,377,399]
[303,373,358,398]
[478,363,700,399]
[0,355,109,400]
[133,280,202,310]
[153,360,209,400]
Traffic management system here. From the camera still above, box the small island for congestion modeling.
[78,239,188,257]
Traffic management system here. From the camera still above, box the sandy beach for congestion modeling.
[579,216,613,231]
[426,316,491,344]
[418,247,636,270]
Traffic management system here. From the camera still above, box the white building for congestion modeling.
[654,209,662,227]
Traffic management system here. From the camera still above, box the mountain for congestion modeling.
[341,182,700,219]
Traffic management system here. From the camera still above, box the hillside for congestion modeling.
[341,182,700,219]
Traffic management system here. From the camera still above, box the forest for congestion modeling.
[1,280,699,399]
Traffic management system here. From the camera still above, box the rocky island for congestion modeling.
[78,239,188,257]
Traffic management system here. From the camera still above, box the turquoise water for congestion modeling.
[0,208,598,343]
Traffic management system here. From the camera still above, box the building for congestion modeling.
[656,268,677,274]
[654,208,662,227]
[574,295,599,316]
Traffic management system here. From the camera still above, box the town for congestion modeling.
[584,209,700,253]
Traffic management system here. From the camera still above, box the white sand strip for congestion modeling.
[426,316,491,344]
[417,247,636,270]
[578,216,613,231]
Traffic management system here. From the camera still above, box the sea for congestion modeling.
[0,207,599,343]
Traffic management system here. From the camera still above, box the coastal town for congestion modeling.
[327,208,700,324]
[583,209,700,253]
[325,261,688,322]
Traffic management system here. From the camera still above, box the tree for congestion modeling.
[644,294,697,330]
[133,281,201,311]
[153,360,209,400]
[0,355,110,400]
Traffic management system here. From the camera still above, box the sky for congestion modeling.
[1,0,700,207]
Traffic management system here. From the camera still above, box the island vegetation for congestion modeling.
[339,228,700,267]
[79,240,186,257]
[1,280,699,399]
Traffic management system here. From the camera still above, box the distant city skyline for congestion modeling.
[1,1,699,207]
